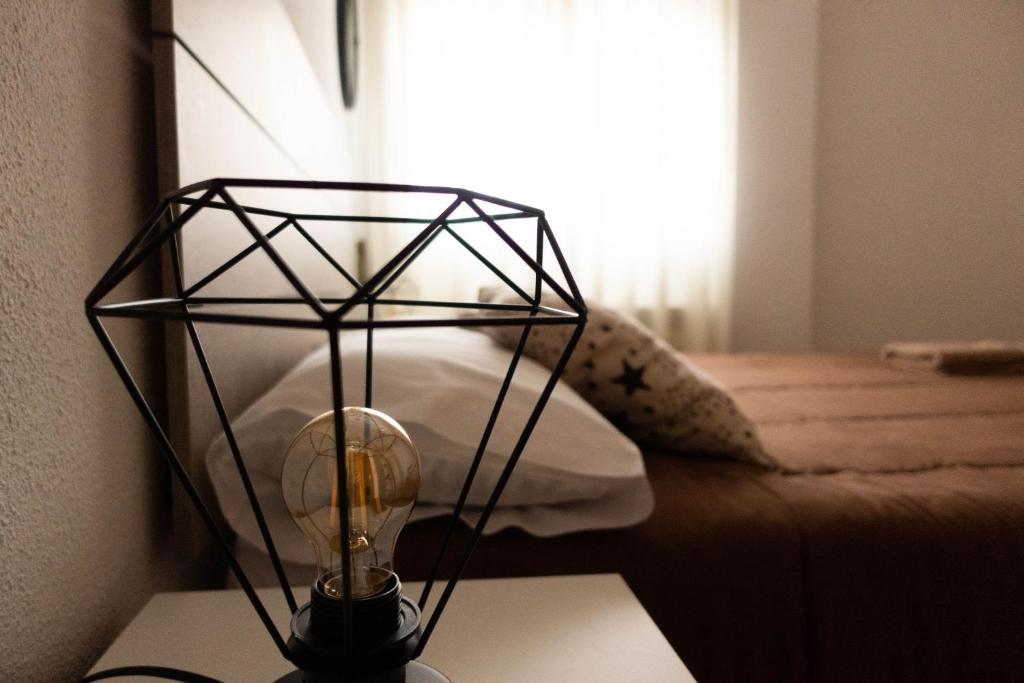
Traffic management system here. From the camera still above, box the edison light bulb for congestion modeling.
[282,407,420,600]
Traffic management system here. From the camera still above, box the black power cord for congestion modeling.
[80,665,223,682]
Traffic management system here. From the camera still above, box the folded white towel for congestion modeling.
[881,341,1024,372]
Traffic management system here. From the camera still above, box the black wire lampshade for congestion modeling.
[84,179,586,682]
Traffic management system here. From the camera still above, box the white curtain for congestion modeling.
[362,0,737,350]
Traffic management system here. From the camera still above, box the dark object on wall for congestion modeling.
[83,178,586,682]
[337,0,358,108]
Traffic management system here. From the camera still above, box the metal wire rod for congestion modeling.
[173,178,545,217]
[441,224,534,304]
[290,219,363,290]
[466,199,585,316]
[448,212,533,225]
[218,189,329,318]
[168,235,298,615]
[337,315,580,329]
[540,216,586,307]
[165,177,217,200]
[418,314,535,610]
[369,223,447,299]
[365,302,374,408]
[87,189,216,307]
[462,188,546,217]
[172,195,292,221]
[91,306,325,329]
[414,321,586,656]
[93,296,577,313]
[330,197,464,321]
[91,305,580,330]
[194,178,467,198]
[87,316,292,659]
[182,320,300,614]
[534,218,544,304]
[87,199,169,304]
[328,331,354,654]
[173,194,533,226]
[182,216,294,296]
[182,218,293,298]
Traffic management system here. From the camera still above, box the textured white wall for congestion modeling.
[0,2,185,680]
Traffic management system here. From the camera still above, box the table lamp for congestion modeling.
[83,179,586,682]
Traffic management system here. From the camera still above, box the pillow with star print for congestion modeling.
[475,291,774,467]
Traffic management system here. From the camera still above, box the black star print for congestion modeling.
[611,359,652,396]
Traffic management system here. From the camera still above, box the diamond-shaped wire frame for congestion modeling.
[85,178,587,665]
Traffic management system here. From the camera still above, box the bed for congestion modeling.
[433,354,1024,681]
[231,353,1024,682]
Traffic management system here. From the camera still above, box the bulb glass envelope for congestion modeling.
[283,407,421,601]
[84,178,586,664]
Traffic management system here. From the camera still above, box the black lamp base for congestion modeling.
[274,660,451,683]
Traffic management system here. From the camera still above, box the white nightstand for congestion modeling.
[90,573,695,682]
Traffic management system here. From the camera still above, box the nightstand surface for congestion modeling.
[90,573,695,682]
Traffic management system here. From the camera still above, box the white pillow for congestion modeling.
[206,328,652,563]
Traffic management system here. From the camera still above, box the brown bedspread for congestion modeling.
[395,354,1024,682]
[716,353,1024,474]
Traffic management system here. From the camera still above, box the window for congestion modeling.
[364,0,736,349]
